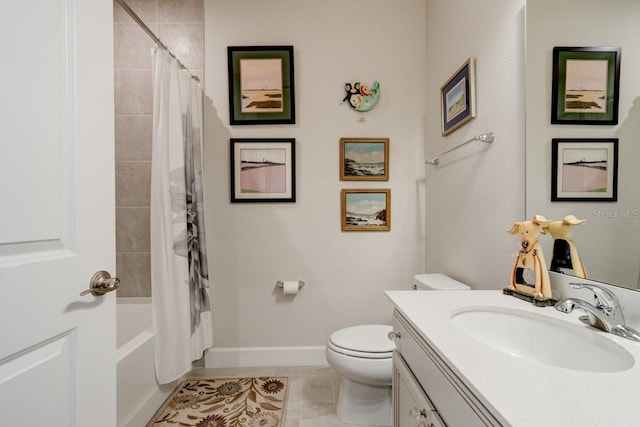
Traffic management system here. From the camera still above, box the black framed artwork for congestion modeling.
[230,138,296,203]
[227,46,295,125]
[551,138,618,202]
[551,47,621,125]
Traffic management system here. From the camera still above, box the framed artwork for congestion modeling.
[341,189,391,231]
[551,47,621,125]
[551,138,618,202]
[230,138,296,203]
[227,46,295,125]
[440,57,476,136]
[339,137,389,181]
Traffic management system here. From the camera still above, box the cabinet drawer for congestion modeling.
[392,309,501,426]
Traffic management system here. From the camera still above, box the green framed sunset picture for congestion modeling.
[227,46,295,125]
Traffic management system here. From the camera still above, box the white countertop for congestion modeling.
[385,290,640,427]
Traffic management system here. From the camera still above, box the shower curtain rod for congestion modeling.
[115,0,199,82]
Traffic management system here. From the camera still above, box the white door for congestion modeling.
[0,1,116,426]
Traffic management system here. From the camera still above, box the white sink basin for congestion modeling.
[451,306,634,372]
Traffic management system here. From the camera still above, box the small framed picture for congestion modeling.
[341,189,391,231]
[551,47,621,125]
[230,138,295,203]
[339,137,389,181]
[440,57,476,136]
[227,46,295,125]
[551,138,618,202]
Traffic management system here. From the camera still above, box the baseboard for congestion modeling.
[204,345,328,368]
[120,381,178,427]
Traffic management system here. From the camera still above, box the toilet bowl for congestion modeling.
[325,274,470,426]
[326,324,394,426]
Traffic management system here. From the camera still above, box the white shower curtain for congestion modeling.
[150,47,213,384]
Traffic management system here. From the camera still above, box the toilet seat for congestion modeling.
[328,325,394,359]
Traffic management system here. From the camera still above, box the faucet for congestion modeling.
[554,282,640,342]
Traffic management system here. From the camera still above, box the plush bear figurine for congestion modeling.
[508,215,552,299]
[541,214,587,279]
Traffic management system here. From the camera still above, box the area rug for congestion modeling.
[147,377,288,427]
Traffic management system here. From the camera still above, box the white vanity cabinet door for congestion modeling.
[392,309,502,426]
[394,353,446,427]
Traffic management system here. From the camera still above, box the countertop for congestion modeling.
[385,290,640,427]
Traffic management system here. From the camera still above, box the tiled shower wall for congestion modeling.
[114,0,204,297]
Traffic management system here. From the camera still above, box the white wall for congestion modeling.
[424,0,526,289]
[203,0,427,348]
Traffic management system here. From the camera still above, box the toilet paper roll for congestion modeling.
[282,281,299,295]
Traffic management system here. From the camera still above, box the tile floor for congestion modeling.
[187,366,381,427]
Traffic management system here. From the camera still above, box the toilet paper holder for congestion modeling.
[276,280,305,291]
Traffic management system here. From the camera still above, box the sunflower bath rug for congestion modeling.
[147,377,288,427]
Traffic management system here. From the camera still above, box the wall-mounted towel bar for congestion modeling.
[426,132,494,166]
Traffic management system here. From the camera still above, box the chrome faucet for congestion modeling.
[555,283,640,342]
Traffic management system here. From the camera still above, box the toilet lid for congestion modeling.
[329,325,395,358]
[413,273,471,290]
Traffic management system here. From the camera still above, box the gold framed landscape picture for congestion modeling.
[440,57,476,136]
[340,137,389,181]
[341,189,390,231]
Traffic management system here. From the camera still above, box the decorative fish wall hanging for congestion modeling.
[342,81,380,112]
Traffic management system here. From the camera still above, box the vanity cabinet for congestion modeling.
[391,309,502,427]
[393,352,445,427]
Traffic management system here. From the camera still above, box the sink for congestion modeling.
[451,306,634,372]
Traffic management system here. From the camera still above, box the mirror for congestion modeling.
[525,0,640,289]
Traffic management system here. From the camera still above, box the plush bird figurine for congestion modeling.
[342,81,380,112]
[342,82,360,107]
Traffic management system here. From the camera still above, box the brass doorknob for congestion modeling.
[80,271,120,296]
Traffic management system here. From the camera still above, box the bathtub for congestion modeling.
[117,298,177,427]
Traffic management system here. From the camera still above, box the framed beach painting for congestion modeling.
[227,46,295,125]
[551,47,621,125]
[340,137,389,181]
[230,138,296,203]
[341,189,391,231]
[440,57,476,136]
[551,138,618,202]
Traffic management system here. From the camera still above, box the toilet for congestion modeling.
[325,273,470,426]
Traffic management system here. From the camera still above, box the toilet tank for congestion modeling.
[412,273,471,290]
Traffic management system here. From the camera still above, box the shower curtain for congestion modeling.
[150,47,213,384]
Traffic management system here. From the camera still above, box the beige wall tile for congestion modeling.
[116,207,150,252]
[115,115,152,161]
[157,23,204,69]
[116,252,151,297]
[115,0,205,300]
[114,0,157,24]
[158,0,203,23]
[114,22,157,69]
[116,161,151,207]
[114,69,153,115]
